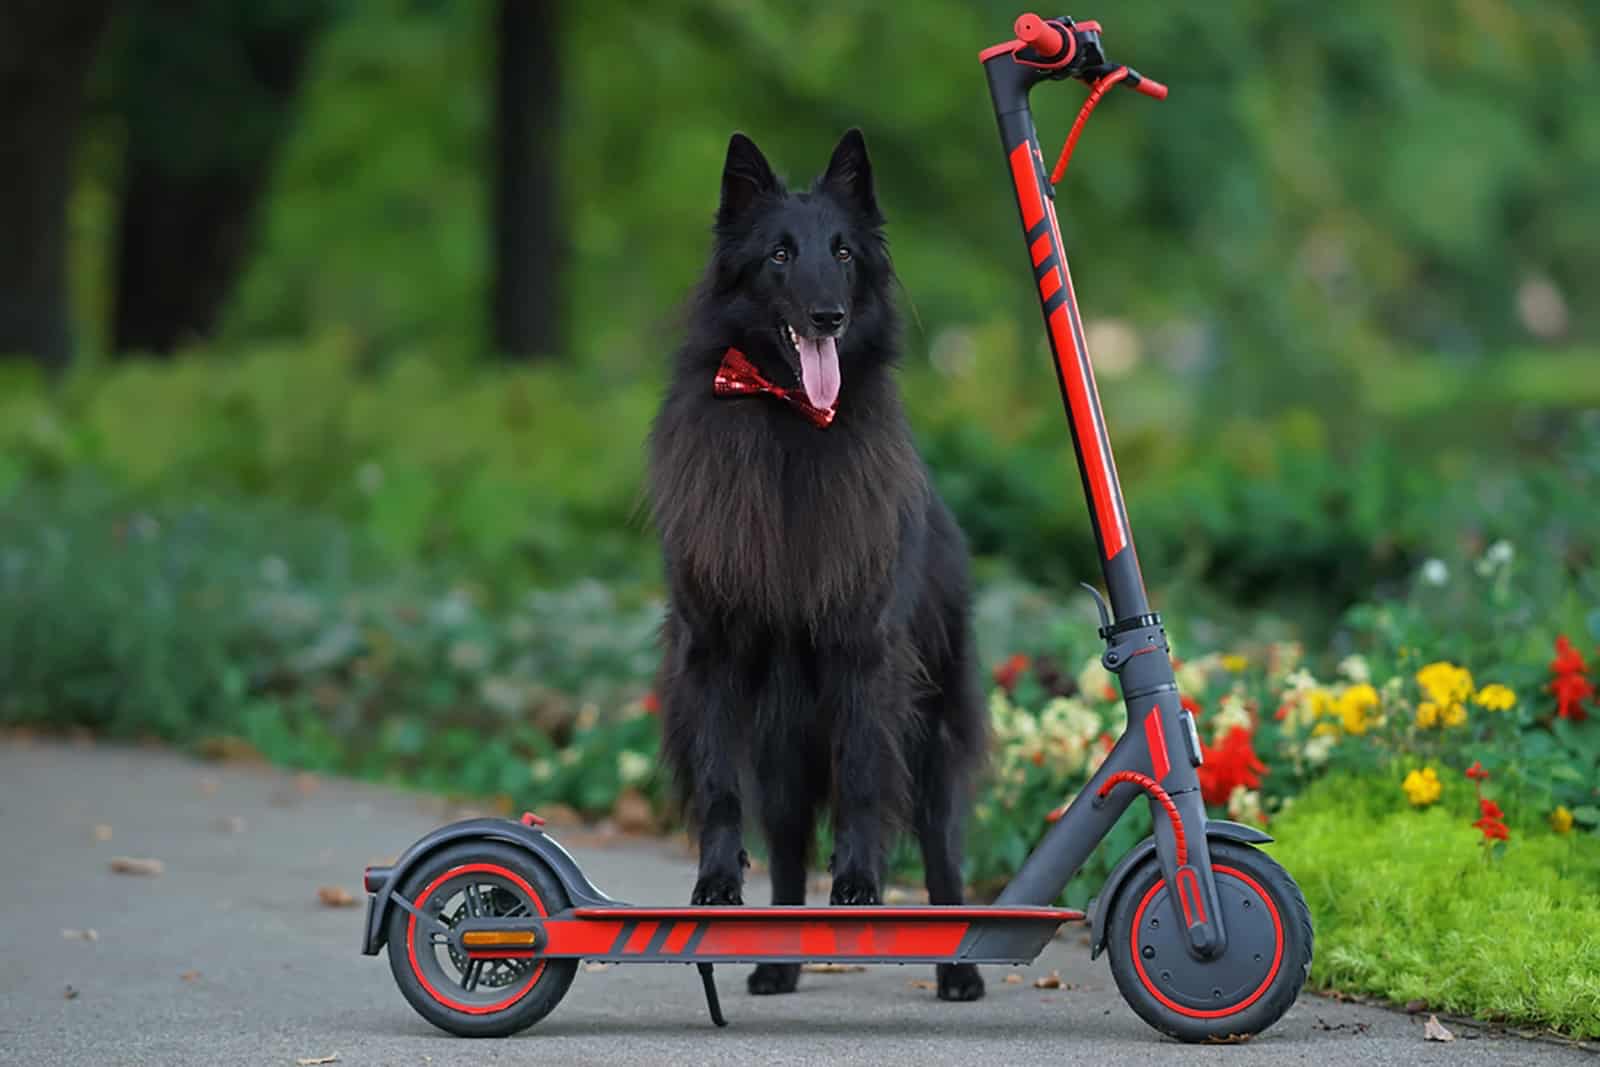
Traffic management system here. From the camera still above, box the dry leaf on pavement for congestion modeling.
[908,979,938,991]
[296,1055,339,1066]
[1423,1015,1455,1042]
[1033,970,1063,989]
[61,928,99,942]
[316,886,358,908]
[93,824,113,842]
[109,857,164,876]
[1003,973,1023,984]
[180,970,201,982]
[801,963,865,973]
[63,985,79,1000]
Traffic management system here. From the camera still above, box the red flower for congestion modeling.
[993,654,1030,694]
[642,691,661,715]
[1465,761,1489,782]
[1550,672,1592,723]
[1551,635,1588,676]
[1472,816,1510,842]
[1196,726,1267,806]
[1477,797,1504,821]
[1273,702,1291,721]
[1180,694,1203,719]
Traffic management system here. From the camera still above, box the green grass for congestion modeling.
[1271,775,1600,1038]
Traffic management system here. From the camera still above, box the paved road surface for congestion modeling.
[1,741,1591,1066]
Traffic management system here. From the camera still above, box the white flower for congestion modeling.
[1337,654,1370,684]
[1302,733,1336,766]
[1210,692,1253,744]
[529,758,554,783]
[1226,786,1262,824]
[1420,559,1449,586]
[1486,539,1514,565]
[1077,655,1115,703]
[617,750,652,786]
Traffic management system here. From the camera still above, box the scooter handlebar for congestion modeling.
[1014,12,1066,59]
[1006,12,1168,100]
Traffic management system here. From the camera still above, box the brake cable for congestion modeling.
[1049,65,1130,184]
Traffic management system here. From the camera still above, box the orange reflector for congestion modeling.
[461,930,538,947]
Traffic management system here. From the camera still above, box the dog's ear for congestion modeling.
[822,128,882,225]
[719,133,780,226]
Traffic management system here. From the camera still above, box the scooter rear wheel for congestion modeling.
[1105,840,1312,1042]
[385,840,577,1037]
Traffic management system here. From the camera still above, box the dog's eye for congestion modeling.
[771,247,789,264]
[836,246,852,263]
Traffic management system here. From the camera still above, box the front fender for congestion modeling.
[360,817,619,955]
[1086,819,1272,959]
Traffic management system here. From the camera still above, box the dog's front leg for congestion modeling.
[826,639,894,905]
[676,652,748,906]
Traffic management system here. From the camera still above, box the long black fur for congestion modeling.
[648,130,987,1002]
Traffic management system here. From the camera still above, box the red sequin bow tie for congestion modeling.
[713,348,836,428]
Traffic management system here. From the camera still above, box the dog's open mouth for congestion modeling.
[782,323,841,412]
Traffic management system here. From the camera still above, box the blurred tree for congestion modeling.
[491,0,563,360]
[110,0,329,356]
[0,0,115,369]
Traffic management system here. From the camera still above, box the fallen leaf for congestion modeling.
[180,970,200,982]
[1033,970,1063,989]
[296,1055,339,1066]
[196,736,263,763]
[1003,973,1023,985]
[109,856,164,876]
[1405,998,1428,1014]
[582,961,611,973]
[198,776,220,796]
[294,772,320,796]
[61,928,99,942]
[317,886,358,908]
[1424,1015,1454,1042]
[801,963,865,973]
[93,824,113,842]
[214,816,247,833]
[908,979,938,991]
[63,985,79,1000]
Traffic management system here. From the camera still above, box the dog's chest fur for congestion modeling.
[649,378,927,628]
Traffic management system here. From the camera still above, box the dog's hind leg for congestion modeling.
[748,667,823,995]
[914,709,987,1002]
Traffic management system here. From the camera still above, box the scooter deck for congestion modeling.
[462,904,1085,966]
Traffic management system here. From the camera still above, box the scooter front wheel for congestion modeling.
[385,840,578,1037]
[1105,840,1312,1042]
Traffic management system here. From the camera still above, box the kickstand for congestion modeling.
[696,963,728,1028]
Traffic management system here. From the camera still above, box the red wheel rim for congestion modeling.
[1128,863,1285,1019]
[405,862,549,1015]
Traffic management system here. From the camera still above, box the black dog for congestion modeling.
[648,129,986,1002]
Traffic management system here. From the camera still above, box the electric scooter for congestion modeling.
[361,13,1314,1043]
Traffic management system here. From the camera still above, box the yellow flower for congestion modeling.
[1550,806,1574,834]
[1473,684,1516,712]
[1401,767,1442,807]
[1221,653,1249,673]
[1337,683,1380,735]
[1416,701,1440,729]
[1441,701,1468,728]
[1312,721,1341,737]
[1306,688,1337,719]
[1416,661,1474,708]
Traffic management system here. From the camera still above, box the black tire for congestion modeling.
[385,840,578,1037]
[1105,840,1312,1043]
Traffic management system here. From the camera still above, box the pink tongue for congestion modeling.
[796,335,841,411]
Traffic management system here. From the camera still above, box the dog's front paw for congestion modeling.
[829,870,881,905]
[936,962,985,1002]
[747,962,800,995]
[690,871,743,906]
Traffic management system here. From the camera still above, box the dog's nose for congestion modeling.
[808,306,846,334]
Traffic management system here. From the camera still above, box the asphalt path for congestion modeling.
[1,740,1592,1066]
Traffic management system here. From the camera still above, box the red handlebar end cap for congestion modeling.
[1013,12,1065,58]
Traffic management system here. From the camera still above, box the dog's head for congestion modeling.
[710,129,892,412]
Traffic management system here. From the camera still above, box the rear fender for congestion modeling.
[1086,819,1272,959]
[361,817,619,955]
